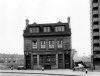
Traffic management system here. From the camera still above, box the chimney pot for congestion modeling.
[26,19,29,25]
[67,17,70,24]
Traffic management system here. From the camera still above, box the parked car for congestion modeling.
[73,64,84,71]
[17,66,24,70]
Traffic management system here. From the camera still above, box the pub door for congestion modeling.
[58,54,63,69]
[26,55,31,69]
[65,54,70,69]
[26,60,31,69]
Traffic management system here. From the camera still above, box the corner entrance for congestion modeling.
[44,65,51,69]
[25,55,31,69]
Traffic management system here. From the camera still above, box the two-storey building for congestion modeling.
[23,17,72,69]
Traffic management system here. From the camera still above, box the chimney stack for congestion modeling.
[67,17,70,24]
[26,19,29,26]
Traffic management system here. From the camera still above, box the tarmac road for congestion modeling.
[0,72,79,76]
[0,69,100,76]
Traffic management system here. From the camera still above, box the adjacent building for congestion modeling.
[0,53,24,69]
[23,17,72,69]
[90,0,100,66]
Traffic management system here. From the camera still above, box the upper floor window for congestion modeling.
[41,40,46,49]
[93,29,99,32]
[93,14,99,18]
[93,51,100,54]
[30,28,33,33]
[30,27,39,33]
[49,40,54,48]
[93,36,99,39]
[25,39,31,50]
[93,7,98,11]
[57,40,63,48]
[43,27,50,32]
[93,0,98,3]
[93,43,99,47]
[55,26,65,32]
[32,41,37,49]
[93,21,99,25]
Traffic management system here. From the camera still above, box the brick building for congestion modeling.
[0,53,24,69]
[23,17,72,69]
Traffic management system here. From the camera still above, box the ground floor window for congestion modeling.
[39,54,56,64]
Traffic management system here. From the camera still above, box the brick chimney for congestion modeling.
[67,17,70,28]
[67,17,70,24]
[26,19,29,26]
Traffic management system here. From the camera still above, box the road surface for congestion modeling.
[0,72,79,76]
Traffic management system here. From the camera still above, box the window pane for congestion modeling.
[59,26,61,31]
[30,28,33,33]
[41,41,46,48]
[33,28,35,33]
[55,27,58,32]
[57,27,59,31]
[44,27,46,32]
[36,27,39,32]
[30,27,39,33]
[32,41,37,49]
[55,26,65,32]
[57,40,62,48]
[61,26,64,31]
[47,27,50,32]
[43,27,50,32]
[49,40,54,48]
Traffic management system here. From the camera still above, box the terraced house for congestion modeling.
[23,17,72,69]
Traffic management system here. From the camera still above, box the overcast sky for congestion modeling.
[0,0,91,56]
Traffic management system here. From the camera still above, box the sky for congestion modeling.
[0,0,91,56]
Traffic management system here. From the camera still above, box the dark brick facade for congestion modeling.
[23,18,72,69]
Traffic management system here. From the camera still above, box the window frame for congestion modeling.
[43,26,51,32]
[32,40,37,49]
[40,40,46,49]
[57,40,63,48]
[49,40,55,49]
[55,26,65,32]
[29,27,39,33]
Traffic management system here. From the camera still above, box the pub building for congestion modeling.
[23,17,72,69]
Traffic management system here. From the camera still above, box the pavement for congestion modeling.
[0,69,100,76]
